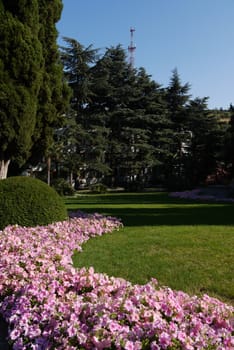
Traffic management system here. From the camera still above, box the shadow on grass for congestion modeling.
[65,192,184,205]
[68,205,234,226]
[64,192,234,226]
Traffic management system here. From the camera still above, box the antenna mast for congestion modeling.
[128,27,136,68]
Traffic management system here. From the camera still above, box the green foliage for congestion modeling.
[223,104,234,176]
[184,98,226,187]
[58,39,227,191]
[89,47,167,187]
[163,69,192,186]
[0,0,43,166]
[0,0,70,178]
[89,183,108,194]
[51,178,75,196]
[0,176,67,230]
[60,37,108,177]
[31,0,70,161]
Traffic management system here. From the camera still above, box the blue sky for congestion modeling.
[57,0,234,109]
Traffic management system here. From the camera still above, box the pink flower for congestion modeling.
[159,332,171,348]
[0,211,233,349]
[10,328,21,340]
[125,340,141,350]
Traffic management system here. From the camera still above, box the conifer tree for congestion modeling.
[223,104,234,177]
[31,1,70,169]
[60,37,108,181]
[126,67,170,187]
[90,46,169,188]
[0,0,69,179]
[165,68,191,188]
[89,45,142,186]
[0,0,43,178]
[185,97,222,186]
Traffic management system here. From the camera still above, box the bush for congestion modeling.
[89,183,108,193]
[0,176,67,230]
[51,178,75,196]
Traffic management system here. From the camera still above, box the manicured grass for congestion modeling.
[64,192,234,304]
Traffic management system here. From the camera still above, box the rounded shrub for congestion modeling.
[0,176,67,230]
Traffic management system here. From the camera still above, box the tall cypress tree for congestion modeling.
[0,0,43,178]
[0,0,69,179]
[31,0,70,165]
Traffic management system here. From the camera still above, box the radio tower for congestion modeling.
[128,27,136,68]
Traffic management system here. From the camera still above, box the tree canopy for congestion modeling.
[0,0,69,179]
[57,39,228,190]
[1,9,231,189]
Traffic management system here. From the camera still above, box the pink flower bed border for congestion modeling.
[170,188,234,202]
[0,212,233,349]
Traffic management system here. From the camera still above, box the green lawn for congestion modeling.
[64,192,234,305]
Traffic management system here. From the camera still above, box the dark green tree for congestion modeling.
[30,0,70,184]
[0,0,43,178]
[118,67,172,188]
[165,68,191,189]
[185,97,224,186]
[223,104,234,178]
[60,37,97,113]
[87,46,171,188]
[90,46,157,187]
[59,39,223,191]
[133,68,172,187]
[60,37,108,183]
[0,0,69,181]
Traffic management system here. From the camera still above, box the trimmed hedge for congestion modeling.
[0,176,67,230]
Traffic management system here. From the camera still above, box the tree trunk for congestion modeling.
[47,157,51,186]
[70,170,73,186]
[0,160,10,179]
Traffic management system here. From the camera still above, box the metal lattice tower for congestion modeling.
[128,27,136,68]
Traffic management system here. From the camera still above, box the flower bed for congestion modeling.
[0,212,233,349]
[170,188,234,202]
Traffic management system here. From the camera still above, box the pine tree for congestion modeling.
[60,37,108,182]
[90,46,169,188]
[223,104,234,177]
[185,97,223,186]
[165,68,191,189]
[89,45,141,187]
[125,67,170,188]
